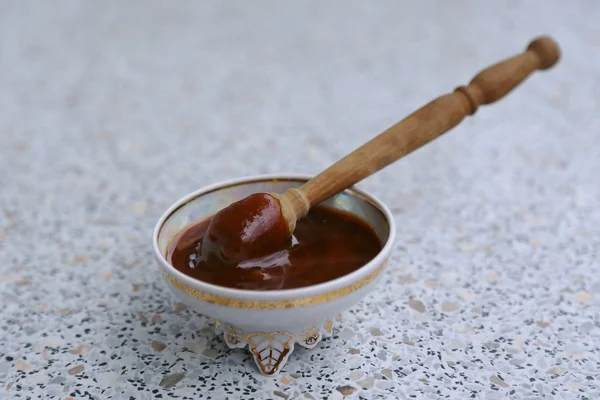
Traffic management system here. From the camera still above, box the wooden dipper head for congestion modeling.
[202,36,560,267]
[200,193,292,266]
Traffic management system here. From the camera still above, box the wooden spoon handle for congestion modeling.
[285,36,560,218]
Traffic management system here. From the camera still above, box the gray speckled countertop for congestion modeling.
[1,1,599,399]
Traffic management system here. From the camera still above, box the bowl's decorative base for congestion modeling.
[215,314,342,375]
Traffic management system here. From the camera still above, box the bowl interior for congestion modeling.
[156,176,391,283]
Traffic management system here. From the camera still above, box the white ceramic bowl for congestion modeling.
[152,174,395,375]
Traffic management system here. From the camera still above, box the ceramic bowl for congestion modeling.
[152,174,395,375]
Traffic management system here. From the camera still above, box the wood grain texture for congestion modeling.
[280,36,560,230]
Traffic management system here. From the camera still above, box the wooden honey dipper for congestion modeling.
[202,36,560,267]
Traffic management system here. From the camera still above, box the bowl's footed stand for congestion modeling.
[215,314,343,375]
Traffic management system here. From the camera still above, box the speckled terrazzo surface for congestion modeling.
[1,1,599,399]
